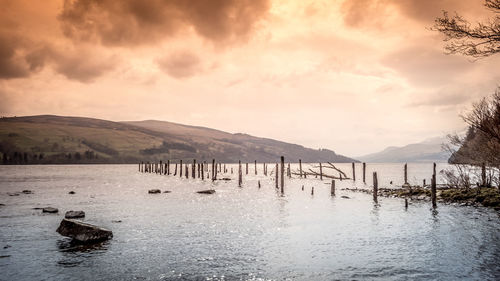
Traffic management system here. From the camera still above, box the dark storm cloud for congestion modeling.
[156,51,202,79]
[58,0,270,46]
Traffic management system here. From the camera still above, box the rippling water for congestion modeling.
[0,164,499,281]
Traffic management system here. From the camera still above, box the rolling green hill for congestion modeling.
[0,115,357,164]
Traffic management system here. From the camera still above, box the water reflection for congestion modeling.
[56,238,109,267]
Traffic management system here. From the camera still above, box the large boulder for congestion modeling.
[56,219,113,243]
[65,210,85,219]
[42,207,59,213]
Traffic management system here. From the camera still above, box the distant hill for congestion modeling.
[0,115,356,164]
[357,136,451,163]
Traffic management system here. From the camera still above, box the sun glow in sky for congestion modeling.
[1,0,499,156]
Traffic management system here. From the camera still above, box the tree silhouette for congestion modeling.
[433,0,499,58]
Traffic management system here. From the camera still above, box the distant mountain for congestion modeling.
[357,136,451,163]
[0,115,356,164]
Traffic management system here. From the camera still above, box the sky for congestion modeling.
[0,0,499,157]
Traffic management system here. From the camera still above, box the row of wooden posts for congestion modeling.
[138,158,438,208]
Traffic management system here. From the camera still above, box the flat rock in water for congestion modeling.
[148,189,161,194]
[56,219,113,243]
[220,178,231,181]
[42,207,58,213]
[340,195,350,199]
[22,190,33,194]
[111,220,122,223]
[197,189,216,194]
[163,190,171,193]
[68,191,76,194]
[65,210,85,219]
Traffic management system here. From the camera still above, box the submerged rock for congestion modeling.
[65,210,85,219]
[8,193,20,196]
[340,195,350,199]
[163,190,172,193]
[56,219,113,243]
[111,220,122,223]
[197,189,216,194]
[148,189,161,194]
[42,207,59,213]
[220,178,231,181]
[22,190,33,194]
[68,191,76,194]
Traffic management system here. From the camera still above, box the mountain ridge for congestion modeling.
[0,115,357,164]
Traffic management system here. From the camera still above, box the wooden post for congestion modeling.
[263,163,266,176]
[311,187,314,195]
[197,163,200,178]
[201,163,204,180]
[299,159,303,178]
[167,160,170,175]
[352,162,356,181]
[224,163,226,173]
[174,163,177,176]
[373,172,378,203]
[331,180,335,196]
[301,185,304,191]
[423,179,426,187]
[280,156,285,195]
[287,163,291,178]
[246,163,248,175]
[319,163,323,180]
[231,167,233,174]
[404,163,408,184]
[363,162,366,183]
[255,160,257,175]
[258,180,261,188]
[185,164,189,179]
[238,160,242,187]
[481,162,486,187]
[192,159,196,179]
[431,162,437,208]
[212,159,217,181]
[405,198,408,209]
[275,163,279,189]
[160,161,163,174]
[339,172,343,181]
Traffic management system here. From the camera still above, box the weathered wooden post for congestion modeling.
[319,163,323,180]
[339,172,343,181]
[280,156,285,195]
[246,163,248,175]
[179,160,183,177]
[185,164,189,179]
[404,163,408,185]
[238,160,242,187]
[373,172,378,203]
[287,163,291,178]
[423,179,426,187]
[174,163,177,176]
[331,180,335,196]
[160,161,163,174]
[197,163,200,178]
[201,162,204,180]
[311,187,314,195]
[192,159,196,179]
[352,162,356,181]
[167,160,170,175]
[258,180,261,188]
[255,160,257,175]
[405,198,408,209]
[263,163,266,176]
[275,163,279,189]
[299,159,303,178]
[481,162,486,187]
[431,162,437,208]
[139,162,141,172]
[363,162,366,183]
[231,167,233,174]
[212,159,217,181]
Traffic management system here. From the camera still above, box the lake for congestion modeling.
[0,163,499,280]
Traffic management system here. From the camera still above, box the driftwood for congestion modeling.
[291,162,350,180]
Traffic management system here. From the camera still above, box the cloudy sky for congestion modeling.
[0,0,499,157]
